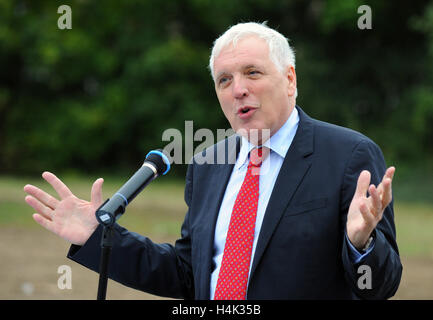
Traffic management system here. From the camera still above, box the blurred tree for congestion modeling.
[0,0,431,178]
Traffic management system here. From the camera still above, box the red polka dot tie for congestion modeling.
[214,147,267,300]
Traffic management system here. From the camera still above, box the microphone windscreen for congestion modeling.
[145,149,171,175]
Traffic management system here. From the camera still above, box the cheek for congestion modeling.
[218,96,230,114]
[258,90,289,127]
[217,95,236,123]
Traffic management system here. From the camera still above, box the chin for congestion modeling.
[234,125,271,145]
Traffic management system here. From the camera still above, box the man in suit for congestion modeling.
[23,22,402,299]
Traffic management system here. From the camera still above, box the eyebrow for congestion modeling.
[244,64,259,70]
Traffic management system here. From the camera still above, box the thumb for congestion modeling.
[355,170,371,198]
[91,178,104,206]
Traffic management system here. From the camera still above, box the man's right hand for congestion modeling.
[24,172,104,246]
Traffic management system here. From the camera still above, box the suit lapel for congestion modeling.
[249,106,315,281]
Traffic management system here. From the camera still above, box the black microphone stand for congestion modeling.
[95,198,122,300]
[97,225,114,300]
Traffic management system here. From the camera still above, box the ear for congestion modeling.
[286,65,297,97]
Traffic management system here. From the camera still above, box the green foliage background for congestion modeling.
[1,0,432,180]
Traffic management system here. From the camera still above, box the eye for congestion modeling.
[247,70,261,77]
[218,76,231,87]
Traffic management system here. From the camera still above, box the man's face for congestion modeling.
[213,36,296,144]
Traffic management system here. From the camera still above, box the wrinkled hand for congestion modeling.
[346,167,395,250]
[24,172,104,246]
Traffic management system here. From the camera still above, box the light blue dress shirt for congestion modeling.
[209,107,374,299]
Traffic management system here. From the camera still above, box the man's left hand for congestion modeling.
[346,167,395,251]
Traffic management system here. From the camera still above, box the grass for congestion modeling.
[394,201,433,258]
[0,174,432,258]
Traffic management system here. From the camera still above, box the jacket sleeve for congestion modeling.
[67,163,195,299]
[340,139,403,299]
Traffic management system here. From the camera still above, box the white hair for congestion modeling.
[209,22,297,97]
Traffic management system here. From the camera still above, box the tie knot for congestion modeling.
[249,147,268,167]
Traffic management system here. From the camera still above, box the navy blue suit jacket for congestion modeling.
[68,106,402,299]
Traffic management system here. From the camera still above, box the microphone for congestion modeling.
[95,149,171,227]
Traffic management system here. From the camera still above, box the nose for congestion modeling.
[232,76,249,99]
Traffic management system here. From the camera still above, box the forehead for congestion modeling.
[213,36,271,73]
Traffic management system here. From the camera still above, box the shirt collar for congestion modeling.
[235,107,300,170]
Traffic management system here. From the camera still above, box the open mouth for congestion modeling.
[237,106,256,119]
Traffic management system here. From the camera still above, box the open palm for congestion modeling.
[346,167,395,250]
[24,172,104,246]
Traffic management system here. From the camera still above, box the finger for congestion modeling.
[381,167,395,205]
[32,213,54,232]
[355,170,371,198]
[23,184,59,210]
[377,166,395,193]
[25,195,54,220]
[385,166,395,180]
[91,178,104,206]
[372,166,395,200]
[368,184,382,218]
[381,177,393,207]
[42,172,73,199]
